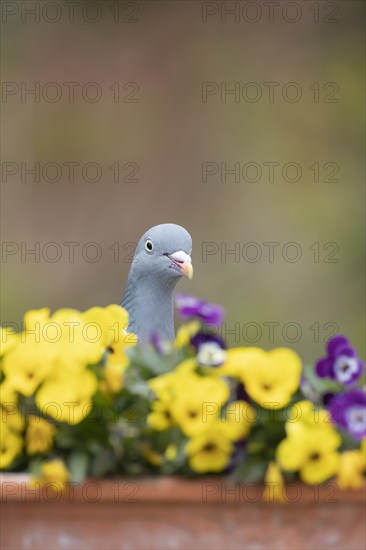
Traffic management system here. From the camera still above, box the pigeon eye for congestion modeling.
[144,239,154,253]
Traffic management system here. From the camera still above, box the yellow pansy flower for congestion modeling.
[186,425,233,473]
[31,459,70,490]
[147,399,175,431]
[83,306,115,344]
[105,341,129,369]
[50,308,104,371]
[165,444,177,461]
[148,359,198,401]
[0,380,19,410]
[103,363,127,393]
[213,347,254,378]
[336,450,365,490]
[174,358,198,377]
[285,400,332,436]
[277,429,340,484]
[49,305,136,373]
[220,400,255,441]
[23,308,51,330]
[229,347,301,410]
[143,447,163,466]
[83,305,136,348]
[0,326,17,356]
[0,425,23,469]
[2,338,55,397]
[214,347,302,410]
[104,304,137,346]
[361,437,366,469]
[174,321,200,349]
[149,372,176,402]
[277,403,341,484]
[170,375,229,437]
[1,406,24,434]
[36,370,98,425]
[263,462,286,503]
[26,416,56,455]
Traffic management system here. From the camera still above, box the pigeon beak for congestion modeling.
[169,250,193,279]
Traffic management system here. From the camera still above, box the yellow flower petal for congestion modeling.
[221,347,302,410]
[263,462,286,503]
[277,437,307,471]
[0,426,23,469]
[186,429,233,473]
[300,451,340,484]
[31,459,69,490]
[336,450,365,490]
[220,400,255,441]
[36,370,98,425]
[174,321,200,349]
[26,416,56,455]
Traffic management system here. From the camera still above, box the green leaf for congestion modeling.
[67,451,89,483]
[90,449,116,477]
[55,428,77,449]
[302,362,341,394]
[28,457,43,477]
[232,455,267,484]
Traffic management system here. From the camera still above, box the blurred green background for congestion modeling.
[1,1,365,362]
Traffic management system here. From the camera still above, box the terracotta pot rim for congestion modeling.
[1,473,365,505]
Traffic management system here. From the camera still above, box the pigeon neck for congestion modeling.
[121,274,178,344]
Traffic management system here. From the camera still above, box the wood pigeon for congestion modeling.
[121,224,193,343]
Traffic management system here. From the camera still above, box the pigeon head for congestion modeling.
[132,223,193,282]
[121,224,193,343]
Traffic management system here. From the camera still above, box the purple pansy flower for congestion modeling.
[190,332,226,350]
[322,392,336,408]
[175,293,224,326]
[196,343,226,367]
[328,389,366,440]
[315,334,364,385]
[190,330,226,368]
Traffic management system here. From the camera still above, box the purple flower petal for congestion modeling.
[175,293,225,326]
[315,334,363,386]
[315,357,333,378]
[329,389,366,440]
[333,354,364,385]
[199,303,225,326]
[191,332,226,350]
[175,293,203,318]
[333,344,357,359]
[326,335,349,358]
[323,392,336,407]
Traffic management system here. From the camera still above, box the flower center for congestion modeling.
[309,452,321,462]
[346,405,366,435]
[334,356,359,384]
[188,410,198,419]
[262,384,272,391]
[197,343,226,367]
[203,443,216,453]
